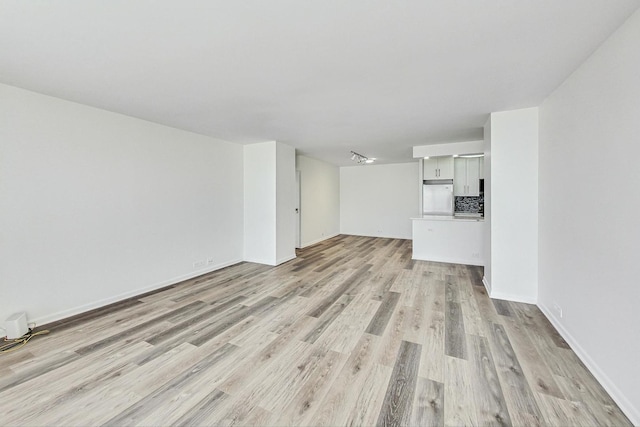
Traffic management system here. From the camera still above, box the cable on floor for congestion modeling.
[1,328,50,354]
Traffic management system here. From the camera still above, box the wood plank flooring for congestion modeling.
[0,235,632,426]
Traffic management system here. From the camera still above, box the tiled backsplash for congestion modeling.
[455,195,484,213]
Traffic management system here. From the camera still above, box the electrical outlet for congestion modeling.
[553,303,563,319]
[207,258,215,265]
[193,260,205,268]
[472,252,480,258]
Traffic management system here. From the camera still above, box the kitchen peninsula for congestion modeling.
[412,215,484,266]
[411,141,486,267]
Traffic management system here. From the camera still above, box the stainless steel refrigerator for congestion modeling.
[423,180,454,215]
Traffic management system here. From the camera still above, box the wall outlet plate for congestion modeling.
[553,303,563,318]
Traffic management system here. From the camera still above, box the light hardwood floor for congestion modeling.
[0,235,632,426]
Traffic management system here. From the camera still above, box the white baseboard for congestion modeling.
[538,303,639,426]
[489,290,537,305]
[244,253,297,266]
[243,257,276,266]
[411,255,483,267]
[300,233,340,248]
[32,258,243,327]
[482,276,492,294]
[481,276,537,304]
[276,254,297,265]
[341,232,412,240]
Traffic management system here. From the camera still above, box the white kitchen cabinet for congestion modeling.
[454,159,466,195]
[454,157,481,196]
[423,156,454,180]
[467,158,480,194]
[412,217,484,266]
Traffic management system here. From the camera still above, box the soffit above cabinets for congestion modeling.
[413,141,484,158]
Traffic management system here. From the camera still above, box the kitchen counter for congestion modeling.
[412,216,484,266]
[413,214,484,222]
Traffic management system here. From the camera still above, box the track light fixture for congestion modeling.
[350,151,375,164]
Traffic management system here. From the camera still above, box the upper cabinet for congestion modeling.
[423,156,454,180]
[454,157,481,196]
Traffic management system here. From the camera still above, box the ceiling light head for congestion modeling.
[350,150,373,165]
[424,156,430,159]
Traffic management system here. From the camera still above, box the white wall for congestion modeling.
[243,142,276,265]
[483,118,493,293]
[413,140,484,158]
[0,84,244,326]
[275,142,296,264]
[538,9,640,424]
[296,155,340,247]
[243,141,296,265]
[340,162,419,239]
[485,107,539,303]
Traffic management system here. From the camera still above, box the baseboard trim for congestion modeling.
[482,276,492,294]
[276,254,297,265]
[341,232,412,240]
[244,254,297,266]
[243,257,276,266]
[411,255,483,267]
[300,233,340,248]
[488,290,537,305]
[32,258,243,327]
[538,303,639,426]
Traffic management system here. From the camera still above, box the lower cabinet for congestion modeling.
[412,218,484,266]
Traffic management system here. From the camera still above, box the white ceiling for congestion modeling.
[1,1,638,166]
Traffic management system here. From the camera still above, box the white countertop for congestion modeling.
[412,214,484,222]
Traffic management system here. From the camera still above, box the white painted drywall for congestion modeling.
[275,143,296,264]
[0,84,244,326]
[243,142,277,265]
[413,140,484,158]
[412,218,484,266]
[483,118,493,293]
[243,141,297,265]
[538,9,640,424]
[296,155,340,247]
[340,162,419,239]
[486,107,539,303]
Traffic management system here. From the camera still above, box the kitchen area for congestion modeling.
[412,142,485,266]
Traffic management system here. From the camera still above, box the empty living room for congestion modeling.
[1,1,639,426]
